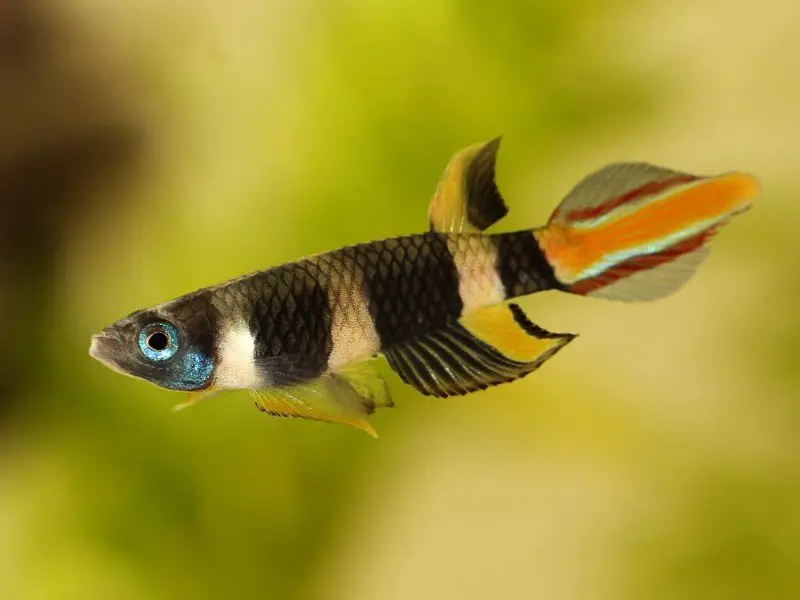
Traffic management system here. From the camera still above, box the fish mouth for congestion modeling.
[90,329,154,384]
[89,330,123,366]
[89,332,110,358]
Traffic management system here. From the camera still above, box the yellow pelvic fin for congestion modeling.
[384,303,575,398]
[428,137,508,233]
[172,389,218,412]
[252,361,393,437]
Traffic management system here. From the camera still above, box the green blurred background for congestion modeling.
[1,0,798,598]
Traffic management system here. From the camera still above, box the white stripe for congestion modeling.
[214,320,262,389]
[328,281,381,370]
[449,237,507,313]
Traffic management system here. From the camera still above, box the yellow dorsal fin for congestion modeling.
[428,138,509,233]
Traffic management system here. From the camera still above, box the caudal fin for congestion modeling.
[535,162,760,301]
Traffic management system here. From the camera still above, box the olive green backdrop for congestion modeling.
[0,1,797,598]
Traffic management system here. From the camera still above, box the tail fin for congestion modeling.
[535,162,759,301]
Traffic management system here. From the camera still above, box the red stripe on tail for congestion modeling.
[553,175,699,224]
[569,227,717,295]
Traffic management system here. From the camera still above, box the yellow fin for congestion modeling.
[332,359,395,411]
[384,303,575,397]
[459,304,574,363]
[172,389,218,412]
[252,362,392,437]
[428,137,508,233]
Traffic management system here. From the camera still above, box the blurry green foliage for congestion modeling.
[1,1,798,599]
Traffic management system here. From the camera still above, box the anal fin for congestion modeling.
[384,304,575,398]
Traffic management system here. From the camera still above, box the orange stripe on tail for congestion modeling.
[569,228,715,296]
[536,163,759,302]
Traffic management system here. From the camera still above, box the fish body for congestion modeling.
[90,138,760,435]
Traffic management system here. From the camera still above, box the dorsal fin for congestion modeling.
[428,137,509,233]
[383,303,575,397]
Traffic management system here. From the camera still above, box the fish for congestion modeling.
[89,138,760,436]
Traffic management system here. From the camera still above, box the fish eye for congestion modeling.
[147,331,169,351]
[138,322,179,362]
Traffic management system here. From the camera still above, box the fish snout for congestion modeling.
[89,329,121,361]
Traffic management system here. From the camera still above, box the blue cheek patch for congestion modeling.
[136,320,214,391]
[164,350,214,391]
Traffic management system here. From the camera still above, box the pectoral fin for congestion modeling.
[172,388,219,412]
[384,303,575,397]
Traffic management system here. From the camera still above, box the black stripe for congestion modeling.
[169,291,221,363]
[493,231,563,299]
[231,261,333,386]
[464,137,509,231]
[359,232,463,349]
[508,302,568,339]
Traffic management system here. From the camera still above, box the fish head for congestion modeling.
[89,294,218,391]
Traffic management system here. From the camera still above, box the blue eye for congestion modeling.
[138,322,179,362]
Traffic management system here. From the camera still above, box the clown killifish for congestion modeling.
[89,138,759,436]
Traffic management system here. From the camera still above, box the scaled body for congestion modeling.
[90,138,759,435]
